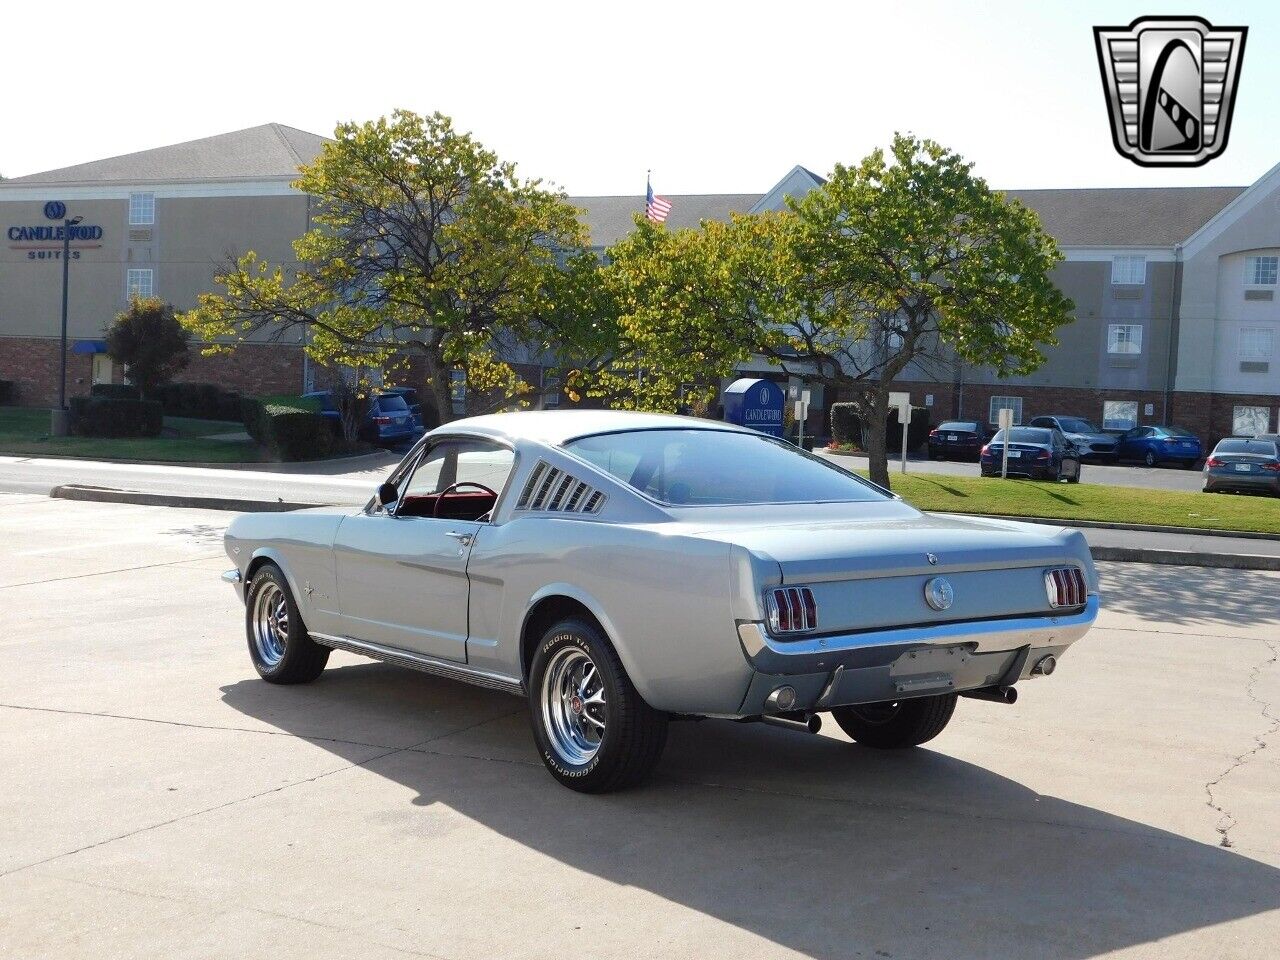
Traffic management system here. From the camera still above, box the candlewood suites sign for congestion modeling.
[6,200,104,260]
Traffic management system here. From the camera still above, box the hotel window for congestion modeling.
[1111,255,1146,285]
[128,192,155,226]
[1232,406,1270,436]
[988,395,1023,426]
[1239,327,1273,362]
[1246,255,1278,286]
[126,268,153,299]
[1107,323,1143,355]
[1102,400,1138,431]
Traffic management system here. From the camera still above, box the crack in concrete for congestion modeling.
[0,554,221,589]
[1204,635,1279,848]
[0,706,524,879]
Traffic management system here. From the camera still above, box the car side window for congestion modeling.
[394,439,516,521]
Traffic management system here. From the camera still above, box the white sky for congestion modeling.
[2,0,1276,195]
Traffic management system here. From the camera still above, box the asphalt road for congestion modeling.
[821,450,1207,492]
[2,495,1277,959]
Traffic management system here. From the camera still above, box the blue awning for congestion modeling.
[71,340,108,354]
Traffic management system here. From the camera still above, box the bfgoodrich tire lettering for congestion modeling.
[528,618,667,793]
[245,564,330,684]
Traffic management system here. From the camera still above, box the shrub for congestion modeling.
[241,395,331,461]
[829,401,933,452]
[104,297,189,398]
[71,397,163,438]
[90,383,141,400]
[155,382,241,420]
[0,380,15,405]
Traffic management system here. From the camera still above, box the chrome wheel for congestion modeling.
[540,647,607,765]
[252,581,289,668]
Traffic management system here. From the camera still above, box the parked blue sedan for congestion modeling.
[1115,425,1202,468]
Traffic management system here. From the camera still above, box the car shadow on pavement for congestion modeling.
[223,665,1280,960]
[1099,563,1280,632]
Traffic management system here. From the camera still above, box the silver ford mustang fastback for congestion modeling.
[222,411,1098,792]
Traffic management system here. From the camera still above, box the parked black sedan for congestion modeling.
[1203,437,1280,496]
[980,427,1082,482]
[927,420,993,461]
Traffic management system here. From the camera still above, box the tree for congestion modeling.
[104,297,190,398]
[182,110,613,421]
[603,134,1073,488]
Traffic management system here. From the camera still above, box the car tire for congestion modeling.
[529,617,668,793]
[245,564,330,684]
[1144,451,1157,467]
[831,694,957,749]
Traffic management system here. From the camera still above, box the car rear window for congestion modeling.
[564,429,889,505]
[1215,438,1277,456]
[1057,417,1100,433]
[1162,426,1197,438]
[993,428,1052,445]
[937,421,980,432]
[375,395,410,413]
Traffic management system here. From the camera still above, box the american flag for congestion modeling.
[646,176,672,224]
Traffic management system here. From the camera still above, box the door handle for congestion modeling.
[445,530,474,546]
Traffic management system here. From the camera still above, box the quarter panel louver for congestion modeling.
[515,461,606,514]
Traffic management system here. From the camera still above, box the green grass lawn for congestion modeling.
[877,471,1280,535]
[0,407,267,463]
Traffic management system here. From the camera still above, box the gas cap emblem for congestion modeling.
[924,576,955,611]
[926,553,939,565]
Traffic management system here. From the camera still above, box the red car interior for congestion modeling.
[397,491,496,521]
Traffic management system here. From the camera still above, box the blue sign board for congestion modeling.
[722,378,784,437]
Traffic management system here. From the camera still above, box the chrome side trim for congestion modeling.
[310,632,525,696]
[222,569,242,584]
[737,595,1099,675]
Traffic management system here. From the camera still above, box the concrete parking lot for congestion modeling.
[1,494,1277,959]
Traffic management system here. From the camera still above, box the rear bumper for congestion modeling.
[1204,472,1280,494]
[734,595,1097,713]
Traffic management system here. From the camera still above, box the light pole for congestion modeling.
[51,215,83,437]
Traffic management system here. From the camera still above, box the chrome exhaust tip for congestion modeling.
[765,685,797,712]
[761,712,822,734]
[1032,655,1058,676]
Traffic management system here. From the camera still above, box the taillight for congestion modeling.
[1044,567,1087,608]
[765,587,818,634]
[929,429,939,437]
[1036,449,1050,460]
[1205,456,1222,468]
[981,444,991,456]
[1264,462,1280,472]
[373,416,392,425]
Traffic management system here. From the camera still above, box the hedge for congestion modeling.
[154,382,243,421]
[829,401,933,452]
[89,383,141,401]
[70,396,163,438]
[240,395,331,461]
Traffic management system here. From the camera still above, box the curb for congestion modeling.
[960,512,1280,542]
[2,449,396,472]
[49,485,315,513]
[1088,545,1280,572]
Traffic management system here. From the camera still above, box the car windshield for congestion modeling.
[564,429,889,505]
[1215,438,1277,456]
[938,421,980,432]
[375,395,410,413]
[992,428,1052,445]
[1057,417,1100,433]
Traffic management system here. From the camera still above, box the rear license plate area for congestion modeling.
[890,645,970,693]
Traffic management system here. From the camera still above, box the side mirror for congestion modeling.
[376,481,400,511]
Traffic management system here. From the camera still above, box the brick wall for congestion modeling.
[0,337,96,406]
[174,343,305,396]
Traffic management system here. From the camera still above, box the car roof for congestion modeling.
[433,410,754,446]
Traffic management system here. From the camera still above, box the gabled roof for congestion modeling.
[3,124,329,185]
[573,194,763,247]
[1005,187,1246,246]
